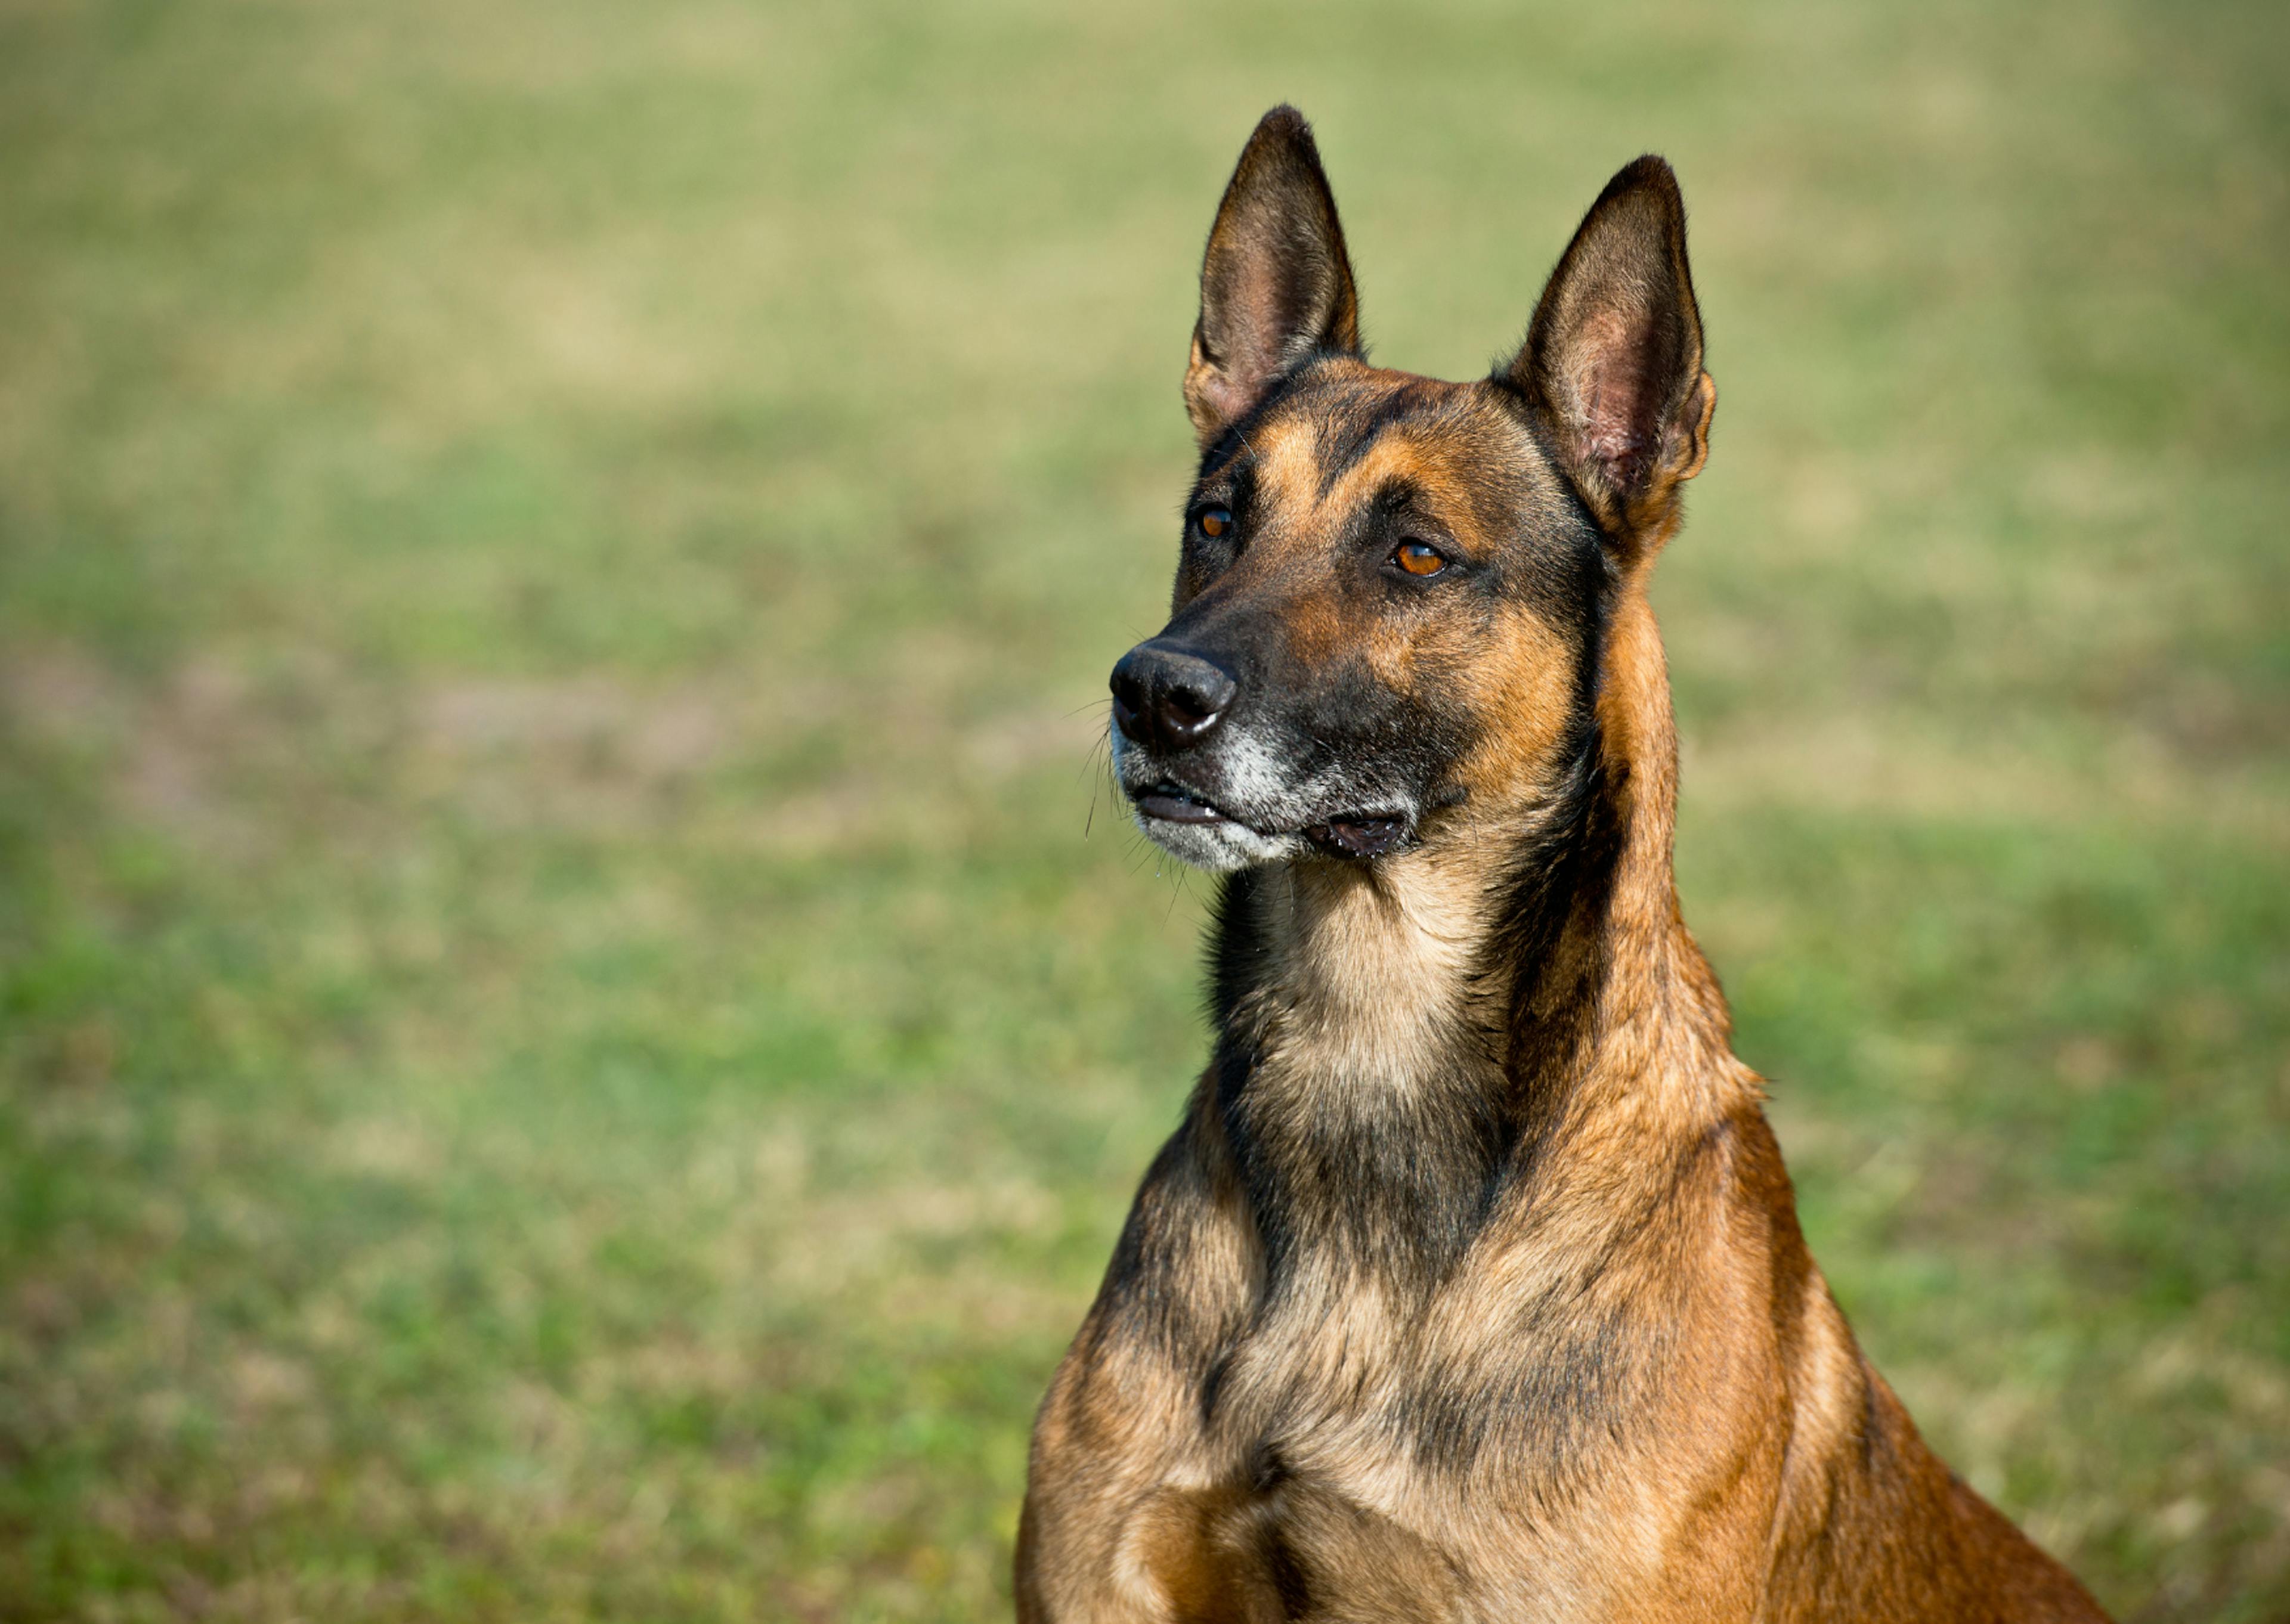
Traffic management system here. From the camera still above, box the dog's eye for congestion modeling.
[1392,540,1449,577]
[1197,506,1233,540]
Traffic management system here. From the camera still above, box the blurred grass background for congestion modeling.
[1,0,2285,1619]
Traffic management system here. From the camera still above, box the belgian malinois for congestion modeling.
[1016,108,2111,1622]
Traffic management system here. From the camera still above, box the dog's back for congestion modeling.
[1017,107,2109,1623]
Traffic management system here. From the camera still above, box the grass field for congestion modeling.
[2,0,2286,1618]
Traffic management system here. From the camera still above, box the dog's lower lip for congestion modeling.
[1135,788,1226,825]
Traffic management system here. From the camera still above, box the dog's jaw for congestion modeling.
[1129,807,1303,872]
[1112,727,1420,872]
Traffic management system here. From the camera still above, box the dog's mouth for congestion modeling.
[1131,784,1412,860]
[1132,785,1229,826]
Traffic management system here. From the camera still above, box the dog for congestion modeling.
[1016,107,2111,1623]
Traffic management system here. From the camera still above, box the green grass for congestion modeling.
[1,0,2285,1618]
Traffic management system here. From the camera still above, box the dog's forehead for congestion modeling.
[1210,362,1559,545]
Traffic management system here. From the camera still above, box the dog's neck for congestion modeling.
[1208,587,1743,1286]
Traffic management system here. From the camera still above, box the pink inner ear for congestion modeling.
[1219,268,1322,390]
[1227,277,1291,377]
[1568,308,1654,492]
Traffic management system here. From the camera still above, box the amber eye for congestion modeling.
[1393,540,1448,577]
[1197,506,1232,540]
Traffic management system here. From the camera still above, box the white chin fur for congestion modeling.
[1129,808,1302,872]
[1110,726,1317,871]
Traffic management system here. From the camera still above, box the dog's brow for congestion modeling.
[1200,430,1260,488]
[1315,386,1429,503]
[1208,451,1258,510]
[1371,477,1424,517]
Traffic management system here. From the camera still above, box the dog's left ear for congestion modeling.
[1505,156,1716,557]
[1184,106,1363,447]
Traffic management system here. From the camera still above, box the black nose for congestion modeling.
[1110,641,1238,754]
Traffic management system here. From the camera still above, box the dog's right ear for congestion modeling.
[1184,106,1362,447]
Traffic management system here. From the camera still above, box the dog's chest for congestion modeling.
[1117,1467,1475,1623]
[1125,1278,1637,1621]
[1112,1431,1642,1624]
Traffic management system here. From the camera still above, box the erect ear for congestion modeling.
[1505,156,1716,554]
[1183,106,1363,447]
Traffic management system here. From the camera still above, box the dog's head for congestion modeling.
[1113,107,1715,872]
